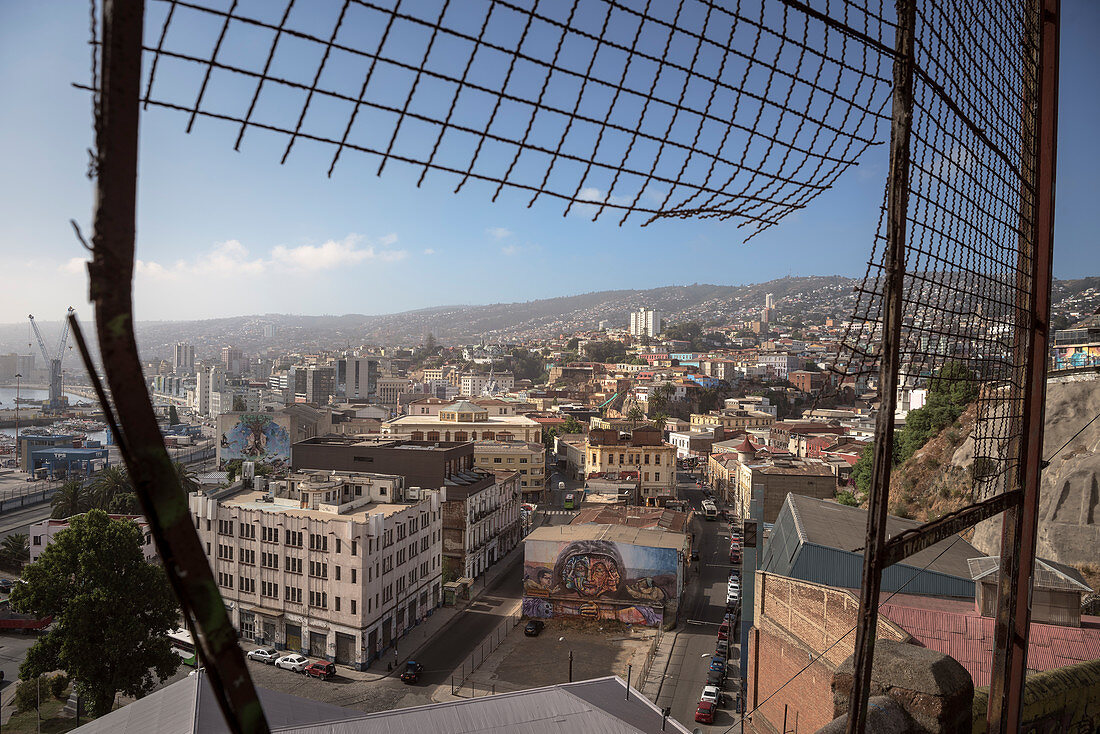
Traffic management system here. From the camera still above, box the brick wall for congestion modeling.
[747,572,909,733]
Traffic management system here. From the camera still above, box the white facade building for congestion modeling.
[629,308,663,338]
[189,471,443,670]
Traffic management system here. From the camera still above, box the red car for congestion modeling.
[695,700,717,724]
[304,661,336,680]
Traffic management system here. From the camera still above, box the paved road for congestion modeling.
[661,481,744,733]
[545,470,584,510]
[414,551,524,687]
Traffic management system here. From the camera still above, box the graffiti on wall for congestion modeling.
[522,538,678,627]
[218,413,291,469]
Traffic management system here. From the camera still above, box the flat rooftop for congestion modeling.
[294,436,468,450]
[222,489,417,522]
[527,523,686,550]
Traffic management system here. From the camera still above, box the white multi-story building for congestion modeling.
[629,308,663,338]
[189,470,443,670]
[30,514,157,563]
[460,372,515,397]
[442,471,522,580]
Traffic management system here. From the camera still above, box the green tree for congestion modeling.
[583,341,628,363]
[626,403,645,427]
[0,533,29,566]
[11,510,181,717]
[168,405,180,426]
[652,413,669,432]
[566,337,580,351]
[50,479,91,519]
[89,465,131,511]
[851,445,874,497]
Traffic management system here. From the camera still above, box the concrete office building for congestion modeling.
[189,470,443,669]
[173,343,195,375]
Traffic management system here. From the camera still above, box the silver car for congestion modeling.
[246,647,280,665]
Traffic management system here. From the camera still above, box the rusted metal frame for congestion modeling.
[845,1,916,732]
[879,490,1022,567]
[88,1,268,732]
[986,0,1058,730]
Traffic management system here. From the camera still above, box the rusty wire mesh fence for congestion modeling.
[838,0,1040,506]
[91,0,902,236]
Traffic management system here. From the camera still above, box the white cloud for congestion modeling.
[61,258,87,275]
[120,234,407,280]
[378,233,399,247]
[501,244,521,256]
[424,248,436,255]
[578,187,604,202]
[488,227,513,240]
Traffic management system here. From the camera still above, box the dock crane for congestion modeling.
[28,307,75,411]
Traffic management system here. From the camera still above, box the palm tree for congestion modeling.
[652,412,669,433]
[0,533,29,565]
[89,465,131,511]
[51,479,91,519]
[174,461,200,494]
[626,403,645,428]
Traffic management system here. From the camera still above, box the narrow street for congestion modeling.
[658,474,744,732]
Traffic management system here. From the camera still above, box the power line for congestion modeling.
[725,534,963,733]
[1043,409,1100,466]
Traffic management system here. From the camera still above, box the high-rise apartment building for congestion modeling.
[173,343,195,375]
[341,357,382,400]
[295,366,336,405]
[629,308,662,338]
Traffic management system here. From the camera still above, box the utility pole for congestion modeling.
[568,650,573,682]
[13,374,21,471]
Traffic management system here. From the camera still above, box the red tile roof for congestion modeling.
[881,594,1100,686]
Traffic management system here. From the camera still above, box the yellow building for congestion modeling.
[584,426,676,502]
[474,440,546,504]
[690,409,775,432]
[383,400,542,443]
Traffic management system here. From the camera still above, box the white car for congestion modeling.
[701,685,721,705]
[246,648,280,665]
[275,654,309,672]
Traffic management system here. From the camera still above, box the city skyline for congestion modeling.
[1,2,1097,323]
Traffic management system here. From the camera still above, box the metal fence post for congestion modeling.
[846,1,916,732]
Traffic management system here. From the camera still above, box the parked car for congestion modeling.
[700,685,721,705]
[711,653,727,667]
[0,579,15,593]
[695,701,717,724]
[717,627,729,641]
[305,661,336,680]
[246,648,280,665]
[690,550,700,562]
[274,654,309,673]
[709,658,726,673]
[524,620,545,637]
[707,668,725,686]
[400,660,424,684]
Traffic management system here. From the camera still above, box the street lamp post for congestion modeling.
[14,373,21,471]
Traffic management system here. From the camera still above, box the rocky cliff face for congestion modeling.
[970,373,1100,567]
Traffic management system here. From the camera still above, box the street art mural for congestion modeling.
[217,413,291,469]
[522,538,678,627]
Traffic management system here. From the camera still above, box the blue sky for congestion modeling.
[1,0,1097,323]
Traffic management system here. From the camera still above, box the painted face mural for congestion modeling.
[562,553,622,597]
[554,540,626,599]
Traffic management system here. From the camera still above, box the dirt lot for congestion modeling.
[464,617,655,695]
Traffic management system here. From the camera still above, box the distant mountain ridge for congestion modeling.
[3,275,1097,361]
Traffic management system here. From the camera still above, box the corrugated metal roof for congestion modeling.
[967,556,1093,593]
[881,595,1100,687]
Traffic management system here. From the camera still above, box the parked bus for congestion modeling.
[167,627,198,667]
[701,500,718,520]
[563,493,575,510]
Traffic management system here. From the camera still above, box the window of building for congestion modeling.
[493,457,502,463]
[352,539,357,556]
[239,576,255,594]
[261,552,279,569]
[654,454,661,465]
[217,572,233,588]
[644,472,650,482]
[351,599,357,614]
[261,526,278,543]
[284,530,303,547]
[655,472,660,482]
[335,566,341,581]
[239,548,255,565]
[261,580,277,598]
[351,568,357,583]
[218,520,234,536]
[520,458,528,464]
[285,586,302,604]
[309,533,329,552]
[644,453,650,464]
[335,597,341,612]
[309,561,328,579]
[239,522,256,539]
[217,544,234,561]
[309,591,328,609]
[285,556,303,574]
